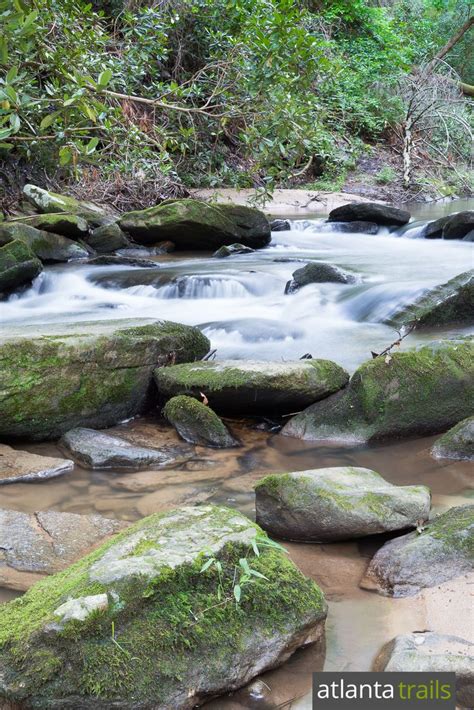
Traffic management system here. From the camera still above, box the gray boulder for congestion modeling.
[374,633,473,708]
[360,505,474,596]
[326,220,379,234]
[328,202,410,226]
[155,359,349,415]
[213,243,254,258]
[255,467,431,541]
[0,319,210,440]
[423,215,450,239]
[23,184,113,227]
[270,219,291,231]
[386,270,474,329]
[431,417,474,461]
[163,395,239,448]
[0,444,73,484]
[285,262,356,293]
[0,239,42,293]
[443,211,474,240]
[19,213,89,239]
[282,339,474,444]
[85,222,131,253]
[60,427,191,469]
[0,509,126,591]
[0,505,327,709]
[0,222,89,262]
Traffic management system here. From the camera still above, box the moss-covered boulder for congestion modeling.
[119,199,271,250]
[0,320,210,440]
[360,505,473,596]
[328,202,410,226]
[23,184,113,227]
[385,270,474,329]
[255,467,431,542]
[431,417,474,461]
[155,359,349,415]
[85,222,131,253]
[163,395,239,448]
[374,633,474,707]
[285,262,356,294]
[0,239,42,294]
[0,505,327,709]
[0,222,89,262]
[282,339,474,444]
[19,213,89,239]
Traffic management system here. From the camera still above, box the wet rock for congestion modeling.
[285,262,356,293]
[423,215,450,239]
[163,395,239,448]
[431,417,474,461]
[255,467,431,542]
[0,505,327,709]
[0,444,73,484]
[0,239,42,294]
[282,339,474,444]
[213,243,254,258]
[199,318,305,342]
[116,241,175,256]
[271,218,291,231]
[155,359,349,415]
[0,508,126,591]
[360,505,473,596]
[463,229,474,242]
[0,222,89,262]
[85,222,131,253]
[60,427,188,469]
[443,211,474,240]
[19,213,89,239]
[326,220,379,234]
[328,202,411,227]
[119,199,271,249]
[87,254,158,267]
[374,632,473,708]
[386,270,474,329]
[23,184,113,227]
[0,319,210,440]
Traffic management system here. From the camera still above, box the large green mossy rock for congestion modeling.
[23,184,113,227]
[360,505,474,597]
[0,505,327,709]
[0,222,89,262]
[386,270,474,329]
[0,239,42,294]
[255,467,431,542]
[119,199,271,249]
[431,416,474,461]
[282,339,474,444]
[0,320,210,440]
[154,359,349,414]
[20,213,89,239]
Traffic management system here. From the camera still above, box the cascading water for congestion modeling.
[1,205,473,370]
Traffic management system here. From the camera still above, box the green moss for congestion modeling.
[423,505,473,554]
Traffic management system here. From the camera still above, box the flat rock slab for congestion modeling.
[431,416,474,461]
[374,632,473,708]
[0,444,73,485]
[59,427,191,469]
[255,467,431,542]
[0,509,126,590]
[0,505,327,709]
[155,359,349,415]
[360,505,473,597]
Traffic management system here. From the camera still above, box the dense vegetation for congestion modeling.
[0,0,472,208]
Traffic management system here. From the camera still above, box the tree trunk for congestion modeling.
[402,118,413,188]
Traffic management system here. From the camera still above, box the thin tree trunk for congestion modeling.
[432,16,474,63]
[402,117,413,188]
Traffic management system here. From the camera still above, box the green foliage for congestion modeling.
[375,166,397,184]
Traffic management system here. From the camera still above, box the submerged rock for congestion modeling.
[213,243,254,258]
[285,262,356,293]
[431,417,474,461]
[163,395,239,448]
[0,222,89,262]
[360,505,473,596]
[19,213,89,239]
[374,632,473,708]
[60,427,188,469]
[85,222,131,253]
[0,505,327,709]
[119,199,271,249]
[386,270,474,329]
[328,202,410,227]
[0,239,42,294]
[255,467,430,542]
[87,254,158,267]
[282,339,474,444]
[0,509,126,591]
[0,444,73,484]
[326,220,379,234]
[0,319,210,440]
[23,184,113,227]
[155,359,349,415]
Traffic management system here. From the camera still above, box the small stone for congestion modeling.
[213,243,254,258]
[0,444,73,485]
[163,395,239,448]
[285,262,356,293]
[54,594,109,623]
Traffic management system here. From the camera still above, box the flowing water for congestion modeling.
[0,198,473,708]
